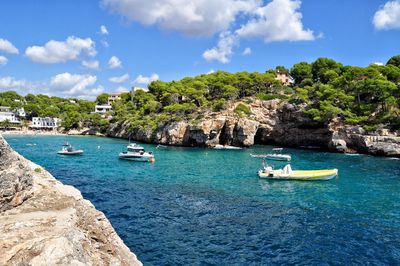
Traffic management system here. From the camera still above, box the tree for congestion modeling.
[387,55,400,68]
[290,62,312,85]
[96,93,110,104]
[311,58,343,83]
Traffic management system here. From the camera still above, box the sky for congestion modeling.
[1,0,400,99]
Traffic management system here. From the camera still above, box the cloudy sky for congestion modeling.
[0,0,400,99]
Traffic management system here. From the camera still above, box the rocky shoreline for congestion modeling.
[0,135,142,265]
[4,98,400,157]
[104,99,400,157]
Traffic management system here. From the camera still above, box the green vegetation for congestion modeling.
[34,167,42,173]
[0,92,108,131]
[234,103,252,117]
[2,55,400,133]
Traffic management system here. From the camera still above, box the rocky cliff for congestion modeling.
[0,135,142,265]
[106,98,400,157]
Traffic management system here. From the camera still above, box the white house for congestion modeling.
[15,108,26,118]
[0,107,20,124]
[31,117,61,129]
[94,105,112,114]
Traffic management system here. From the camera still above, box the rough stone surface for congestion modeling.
[104,98,400,157]
[0,135,142,266]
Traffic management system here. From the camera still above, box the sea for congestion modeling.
[4,135,400,265]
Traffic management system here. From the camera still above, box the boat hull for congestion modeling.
[251,154,291,161]
[258,169,338,181]
[57,150,84,155]
[119,153,154,162]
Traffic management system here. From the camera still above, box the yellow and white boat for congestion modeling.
[258,164,338,181]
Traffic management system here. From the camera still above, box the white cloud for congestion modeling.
[116,86,129,92]
[50,72,98,96]
[207,69,215,74]
[202,0,314,63]
[0,56,8,66]
[0,74,103,100]
[203,31,237,64]
[108,55,122,69]
[109,73,129,83]
[236,0,315,42]
[82,60,100,70]
[373,0,400,30]
[242,47,252,56]
[100,25,109,35]
[133,73,159,84]
[0,76,31,90]
[25,36,96,64]
[0,39,19,54]
[101,0,260,36]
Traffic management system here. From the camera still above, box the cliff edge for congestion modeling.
[0,135,142,265]
[106,99,400,157]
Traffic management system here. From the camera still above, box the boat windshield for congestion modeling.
[128,147,145,152]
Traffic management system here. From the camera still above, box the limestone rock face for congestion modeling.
[0,135,142,266]
[104,98,400,157]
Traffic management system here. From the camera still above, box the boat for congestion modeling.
[57,142,84,155]
[156,144,168,149]
[214,144,242,150]
[119,143,155,162]
[250,153,291,161]
[258,163,338,181]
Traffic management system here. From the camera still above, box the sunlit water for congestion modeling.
[4,135,400,265]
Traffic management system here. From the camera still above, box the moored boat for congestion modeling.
[250,153,291,161]
[119,143,155,162]
[214,144,242,150]
[258,164,338,181]
[57,142,84,155]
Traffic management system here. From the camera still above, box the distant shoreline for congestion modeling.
[1,129,66,136]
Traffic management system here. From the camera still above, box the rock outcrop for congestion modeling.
[105,98,400,157]
[0,135,142,265]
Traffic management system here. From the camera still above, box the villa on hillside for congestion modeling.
[108,91,129,105]
[0,107,21,124]
[94,105,112,114]
[275,71,294,86]
[31,117,61,129]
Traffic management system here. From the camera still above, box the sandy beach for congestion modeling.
[1,129,66,136]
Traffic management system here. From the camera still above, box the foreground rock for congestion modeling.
[0,135,141,265]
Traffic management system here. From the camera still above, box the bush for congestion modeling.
[234,103,252,117]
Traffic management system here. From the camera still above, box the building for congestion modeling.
[275,71,294,86]
[15,108,26,118]
[94,105,112,114]
[108,91,129,105]
[0,107,20,124]
[31,117,61,129]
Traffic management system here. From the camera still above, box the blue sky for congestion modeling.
[0,0,400,99]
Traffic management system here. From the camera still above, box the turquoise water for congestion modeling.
[4,135,400,265]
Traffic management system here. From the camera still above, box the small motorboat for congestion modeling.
[258,163,338,181]
[119,143,155,162]
[57,142,84,155]
[250,153,291,161]
[214,144,242,150]
[156,144,168,149]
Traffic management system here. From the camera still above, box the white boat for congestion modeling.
[57,142,83,155]
[258,164,338,181]
[214,144,242,150]
[250,153,291,161]
[119,143,155,162]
